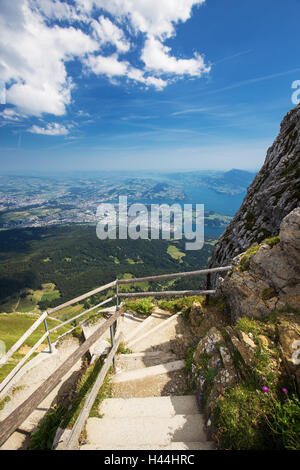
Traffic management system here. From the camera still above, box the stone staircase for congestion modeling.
[80,308,215,450]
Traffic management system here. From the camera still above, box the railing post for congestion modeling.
[116,279,119,312]
[43,315,53,354]
[110,323,116,373]
[110,279,119,372]
[206,273,211,305]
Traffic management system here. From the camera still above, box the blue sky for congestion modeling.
[0,0,300,172]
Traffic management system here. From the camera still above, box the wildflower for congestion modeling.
[262,386,269,393]
[282,388,288,394]
[198,393,203,404]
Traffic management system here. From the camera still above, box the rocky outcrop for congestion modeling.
[209,104,300,278]
[188,311,300,446]
[218,208,300,321]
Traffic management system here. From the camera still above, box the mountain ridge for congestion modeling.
[209,103,300,276]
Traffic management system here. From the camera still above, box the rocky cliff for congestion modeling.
[189,105,300,449]
[209,104,300,276]
[219,208,300,321]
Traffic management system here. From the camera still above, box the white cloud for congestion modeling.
[0,1,97,116]
[142,36,210,76]
[126,67,167,90]
[84,54,129,77]
[84,54,168,90]
[28,122,69,135]
[31,0,82,22]
[0,108,26,121]
[76,0,205,39]
[77,0,210,82]
[92,16,130,53]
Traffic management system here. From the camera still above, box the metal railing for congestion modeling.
[0,266,231,395]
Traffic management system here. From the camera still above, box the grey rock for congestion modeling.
[209,104,300,283]
[219,208,300,320]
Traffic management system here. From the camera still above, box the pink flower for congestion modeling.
[262,386,269,393]
[282,388,288,394]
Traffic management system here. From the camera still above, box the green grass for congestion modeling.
[237,236,280,273]
[53,303,85,322]
[123,297,155,316]
[214,384,273,449]
[28,404,66,450]
[0,395,11,411]
[239,245,260,271]
[158,296,205,318]
[0,283,60,314]
[28,360,114,449]
[214,385,300,450]
[264,236,280,247]
[117,343,133,355]
[213,310,300,450]
[167,245,186,262]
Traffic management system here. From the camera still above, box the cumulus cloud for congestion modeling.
[142,37,210,76]
[84,54,129,77]
[28,122,69,135]
[0,108,25,121]
[76,0,205,38]
[0,1,97,116]
[91,16,131,53]
[0,0,210,118]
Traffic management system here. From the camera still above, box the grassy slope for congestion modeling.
[0,313,70,383]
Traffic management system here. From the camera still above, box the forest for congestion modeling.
[0,225,216,312]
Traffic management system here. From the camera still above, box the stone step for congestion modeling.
[85,414,207,448]
[126,313,181,352]
[99,395,200,418]
[81,441,215,450]
[111,369,186,399]
[116,351,177,370]
[111,360,185,384]
[118,312,146,340]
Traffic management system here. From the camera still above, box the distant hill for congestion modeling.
[166,169,257,196]
[203,169,256,195]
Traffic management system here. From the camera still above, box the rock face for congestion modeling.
[218,208,300,321]
[188,313,300,445]
[209,104,300,279]
[277,314,300,390]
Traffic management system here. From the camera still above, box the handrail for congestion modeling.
[0,312,48,368]
[0,288,116,395]
[0,308,122,447]
[63,332,123,450]
[49,296,116,333]
[117,266,232,285]
[47,280,116,315]
[0,266,231,390]
[118,289,216,298]
[0,264,232,448]
[0,330,50,394]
